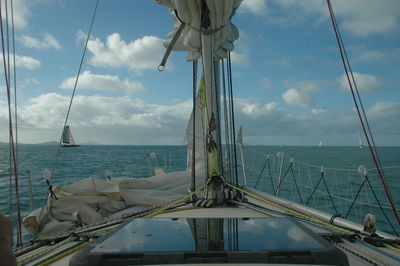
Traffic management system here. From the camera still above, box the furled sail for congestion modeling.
[156,0,241,61]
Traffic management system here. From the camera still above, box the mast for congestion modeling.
[157,0,242,205]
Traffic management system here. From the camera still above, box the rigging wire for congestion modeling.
[221,58,233,182]
[50,0,100,184]
[227,52,239,186]
[0,0,22,246]
[326,0,400,226]
[191,59,197,193]
[10,0,18,175]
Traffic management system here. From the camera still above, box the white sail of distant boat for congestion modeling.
[318,141,323,147]
[236,126,247,185]
[359,134,363,148]
[61,125,80,147]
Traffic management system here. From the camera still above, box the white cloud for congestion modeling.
[332,0,400,37]
[87,33,166,73]
[355,48,400,64]
[240,0,267,15]
[0,54,41,71]
[75,30,87,45]
[0,93,192,144]
[282,80,322,108]
[235,98,278,116]
[358,50,386,62]
[258,77,272,90]
[232,97,400,145]
[269,0,400,37]
[1,95,399,145]
[15,54,41,69]
[20,32,61,50]
[367,102,400,134]
[3,0,30,29]
[230,51,250,66]
[59,71,147,94]
[282,88,314,108]
[337,72,381,92]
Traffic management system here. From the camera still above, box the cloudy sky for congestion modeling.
[0,0,399,146]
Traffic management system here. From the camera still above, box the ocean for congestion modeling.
[1,144,399,243]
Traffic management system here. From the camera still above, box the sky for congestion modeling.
[0,0,399,146]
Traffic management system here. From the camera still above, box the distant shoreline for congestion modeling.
[0,142,399,147]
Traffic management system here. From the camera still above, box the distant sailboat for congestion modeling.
[359,134,363,148]
[236,126,247,185]
[318,141,323,147]
[61,125,80,147]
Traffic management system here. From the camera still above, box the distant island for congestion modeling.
[83,141,100,145]
[37,141,59,145]
[36,141,100,145]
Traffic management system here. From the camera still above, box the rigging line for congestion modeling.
[214,59,224,176]
[254,156,269,188]
[221,58,232,182]
[267,157,275,194]
[328,1,389,211]
[320,170,339,215]
[2,0,13,226]
[275,162,292,194]
[0,0,22,247]
[10,0,18,169]
[327,0,400,226]
[365,176,399,236]
[289,161,304,205]
[227,51,238,186]
[191,59,197,193]
[328,2,385,181]
[50,0,100,183]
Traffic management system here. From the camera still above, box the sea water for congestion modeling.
[1,144,399,243]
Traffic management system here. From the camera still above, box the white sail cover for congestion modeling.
[24,165,205,236]
[156,0,242,61]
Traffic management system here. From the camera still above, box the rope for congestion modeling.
[326,0,400,227]
[306,170,339,215]
[275,161,291,195]
[255,156,268,188]
[33,240,92,266]
[17,237,74,265]
[289,161,304,205]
